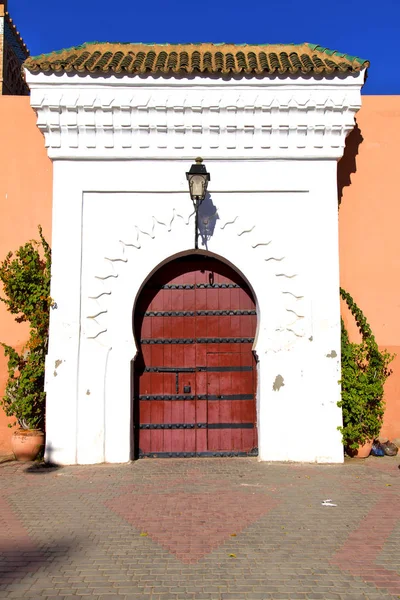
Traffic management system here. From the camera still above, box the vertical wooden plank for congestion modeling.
[151,316,164,339]
[230,287,240,311]
[230,315,241,337]
[241,427,255,452]
[184,396,196,452]
[139,429,151,455]
[172,268,185,455]
[184,289,196,312]
[219,352,239,450]
[163,343,172,368]
[139,399,151,454]
[151,345,164,370]
[171,397,183,453]
[171,288,184,313]
[206,352,220,451]
[241,348,252,452]
[219,313,231,338]
[240,314,254,338]
[173,315,184,340]
[195,370,207,453]
[241,287,253,310]
[196,342,207,367]
[163,287,172,312]
[141,344,152,365]
[195,288,207,311]
[150,400,164,453]
[183,263,197,454]
[252,352,258,450]
[173,345,184,370]
[206,285,219,310]
[195,315,208,340]
[163,315,172,340]
[218,288,231,312]
[184,343,196,370]
[183,316,196,339]
[163,373,174,453]
[231,401,244,449]
[139,372,151,395]
[141,315,151,338]
[207,315,219,338]
[219,365,232,451]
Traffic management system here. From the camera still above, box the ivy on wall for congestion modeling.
[0,226,51,430]
[339,287,394,452]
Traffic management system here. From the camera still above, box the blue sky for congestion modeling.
[11,0,400,94]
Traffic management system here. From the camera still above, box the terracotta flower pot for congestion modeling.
[11,429,45,462]
[354,440,373,458]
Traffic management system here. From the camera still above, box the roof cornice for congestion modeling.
[26,71,365,161]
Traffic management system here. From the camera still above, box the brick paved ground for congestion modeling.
[1,457,400,600]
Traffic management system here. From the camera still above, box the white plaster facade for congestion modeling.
[25,68,366,465]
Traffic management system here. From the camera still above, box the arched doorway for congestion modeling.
[133,254,258,458]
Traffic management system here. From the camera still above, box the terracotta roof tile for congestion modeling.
[24,42,369,76]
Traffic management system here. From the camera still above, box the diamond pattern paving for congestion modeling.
[331,494,400,595]
[107,488,277,563]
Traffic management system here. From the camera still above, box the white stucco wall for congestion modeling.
[26,69,365,465]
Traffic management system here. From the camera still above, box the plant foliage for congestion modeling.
[339,288,394,452]
[0,227,51,430]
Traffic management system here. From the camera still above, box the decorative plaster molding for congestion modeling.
[26,72,365,160]
[83,207,307,352]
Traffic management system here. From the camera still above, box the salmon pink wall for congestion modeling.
[0,97,52,455]
[0,94,399,455]
[339,96,400,441]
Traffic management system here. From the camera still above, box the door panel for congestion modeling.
[134,255,257,458]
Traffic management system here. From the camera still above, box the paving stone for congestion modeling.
[0,457,399,599]
[89,596,121,600]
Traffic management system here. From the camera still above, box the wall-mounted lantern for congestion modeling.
[186,157,210,249]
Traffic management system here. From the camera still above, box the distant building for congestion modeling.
[0,0,29,95]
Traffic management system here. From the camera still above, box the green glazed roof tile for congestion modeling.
[24,42,369,76]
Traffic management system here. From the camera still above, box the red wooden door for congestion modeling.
[134,255,257,458]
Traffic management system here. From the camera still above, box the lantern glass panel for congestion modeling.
[190,174,206,199]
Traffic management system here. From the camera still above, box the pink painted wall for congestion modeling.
[0,94,399,455]
[339,96,400,440]
[0,96,52,454]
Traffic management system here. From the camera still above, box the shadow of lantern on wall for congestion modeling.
[186,157,211,249]
[198,193,219,249]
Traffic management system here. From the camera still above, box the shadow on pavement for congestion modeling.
[0,539,76,586]
[23,442,62,474]
[23,462,62,474]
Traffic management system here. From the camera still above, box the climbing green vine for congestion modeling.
[0,227,51,430]
[339,288,394,452]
